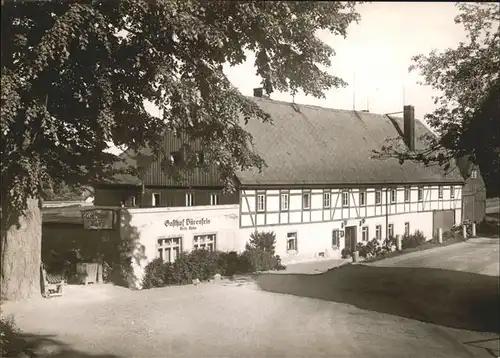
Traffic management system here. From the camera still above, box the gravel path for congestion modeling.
[1,238,498,358]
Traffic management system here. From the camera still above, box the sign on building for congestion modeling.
[82,209,115,230]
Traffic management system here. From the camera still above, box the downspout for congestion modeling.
[385,188,389,239]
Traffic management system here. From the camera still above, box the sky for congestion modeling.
[126,2,468,155]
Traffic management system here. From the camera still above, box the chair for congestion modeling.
[41,263,64,298]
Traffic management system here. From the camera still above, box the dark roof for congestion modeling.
[235,97,464,186]
[104,96,464,188]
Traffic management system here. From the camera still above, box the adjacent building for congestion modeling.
[93,90,465,285]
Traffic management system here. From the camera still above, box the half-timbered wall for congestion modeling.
[238,185,462,263]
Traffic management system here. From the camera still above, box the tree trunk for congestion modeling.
[1,198,42,301]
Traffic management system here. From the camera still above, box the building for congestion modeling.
[93,90,465,286]
[456,156,486,223]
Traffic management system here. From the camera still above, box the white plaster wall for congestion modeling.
[122,205,239,287]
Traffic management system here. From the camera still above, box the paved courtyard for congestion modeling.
[1,238,499,357]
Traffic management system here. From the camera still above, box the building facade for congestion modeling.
[94,92,466,286]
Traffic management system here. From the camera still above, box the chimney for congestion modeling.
[403,105,415,151]
[253,87,264,98]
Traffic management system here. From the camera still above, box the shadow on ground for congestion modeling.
[253,264,500,333]
[6,332,119,358]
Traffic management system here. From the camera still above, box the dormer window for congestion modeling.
[470,169,477,179]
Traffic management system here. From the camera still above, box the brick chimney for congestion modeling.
[403,105,415,151]
[253,87,264,98]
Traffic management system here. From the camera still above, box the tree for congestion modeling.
[374,2,499,196]
[1,1,361,300]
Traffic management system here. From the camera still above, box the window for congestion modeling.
[375,190,382,205]
[342,190,349,207]
[193,234,216,251]
[470,169,477,179]
[302,192,311,209]
[152,193,160,207]
[332,230,340,248]
[405,222,410,236]
[391,189,397,203]
[210,193,219,206]
[388,224,394,238]
[157,237,182,263]
[287,232,297,251]
[362,226,369,242]
[257,193,266,212]
[438,186,443,199]
[359,190,366,206]
[418,186,424,201]
[404,187,410,202]
[376,225,382,240]
[450,187,455,199]
[280,193,289,211]
[130,196,136,207]
[323,192,331,208]
[186,193,194,206]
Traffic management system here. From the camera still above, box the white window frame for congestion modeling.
[302,192,311,210]
[405,222,410,236]
[152,193,160,207]
[359,190,366,206]
[210,193,219,206]
[257,193,266,212]
[186,192,194,206]
[438,186,443,199]
[450,187,455,199]
[342,190,349,207]
[375,190,382,205]
[471,169,477,179]
[323,192,331,208]
[193,234,216,251]
[388,224,394,238]
[286,232,298,252]
[157,237,182,263]
[375,225,382,240]
[362,226,369,242]
[391,188,397,203]
[280,193,289,211]
[404,187,410,202]
[418,186,424,201]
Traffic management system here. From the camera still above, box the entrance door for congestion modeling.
[345,226,357,252]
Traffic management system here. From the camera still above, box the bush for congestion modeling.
[242,248,283,272]
[382,236,397,252]
[142,258,167,289]
[1,316,27,358]
[246,231,276,254]
[477,219,500,237]
[451,224,471,238]
[341,248,352,259]
[218,251,251,276]
[402,230,427,249]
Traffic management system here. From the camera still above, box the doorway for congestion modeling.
[345,226,357,252]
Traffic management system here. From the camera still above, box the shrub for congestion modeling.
[402,230,427,249]
[246,231,276,254]
[218,251,252,276]
[478,219,499,237]
[1,316,27,358]
[242,248,282,272]
[451,224,471,238]
[142,258,167,289]
[382,236,397,252]
[166,250,221,284]
[341,248,352,259]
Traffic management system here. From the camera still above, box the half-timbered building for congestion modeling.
[93,89,465,283]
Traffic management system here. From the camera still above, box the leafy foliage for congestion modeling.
[245,231,276,254]
[373,3,500,196]
[402,230,427,249]
[1,1,361,225]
